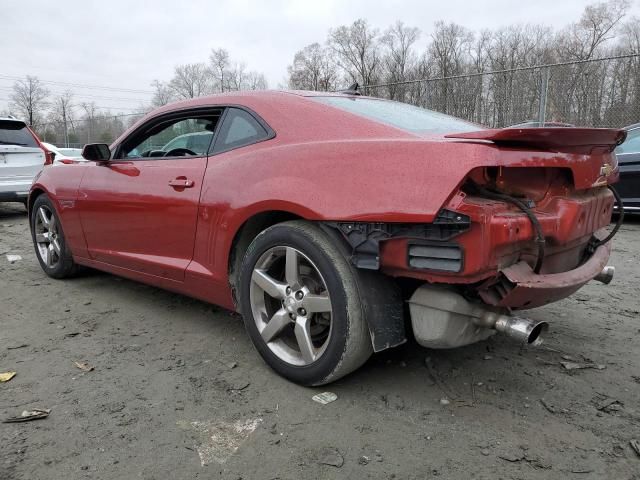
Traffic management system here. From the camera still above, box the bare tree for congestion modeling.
[329,19,381,86]
[557,0,630,60]
[151,80,174,107]
[381,22,420,100]
[427,21,474,113]
[244,71,268,90]
[80,102,98,143]
[9,75,50,128]
[227,62,247,91]
[168,63,212,99]
[210,48,230,92]
[548,0,631,125]
[51,91,75,147]
[287,43,339,91]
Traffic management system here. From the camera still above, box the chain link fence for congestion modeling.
[363,54,640,128]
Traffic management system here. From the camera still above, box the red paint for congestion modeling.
[30,91,622,311]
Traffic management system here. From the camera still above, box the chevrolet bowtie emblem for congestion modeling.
[600,163,614,177]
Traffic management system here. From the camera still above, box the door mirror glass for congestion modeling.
[82,143,111,161]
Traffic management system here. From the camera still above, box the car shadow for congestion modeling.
[0,203,28,220]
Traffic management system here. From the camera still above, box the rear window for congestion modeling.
[311,96,480,135]
[0,120,39,147]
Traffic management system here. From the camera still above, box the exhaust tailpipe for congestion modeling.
[594,265,615,285]
[492,315,549,346]
[409,285,550,349]
[473,311,548,346]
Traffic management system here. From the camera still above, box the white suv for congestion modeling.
[0,117,47,205]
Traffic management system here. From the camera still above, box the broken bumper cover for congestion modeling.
[479,241,612,309]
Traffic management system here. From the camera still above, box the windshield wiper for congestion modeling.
[0,141,29,146]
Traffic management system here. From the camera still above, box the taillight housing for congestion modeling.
[42,148,55,165]
[26,125,53,165]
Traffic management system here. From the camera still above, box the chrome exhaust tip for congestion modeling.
[493,315,549,347]
[594,265,615,285]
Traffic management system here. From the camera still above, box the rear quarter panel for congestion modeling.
[192,135,620,291]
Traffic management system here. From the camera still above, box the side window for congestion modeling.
[616,129,640,155]
[118,112,220,159]
[212,108,270,153]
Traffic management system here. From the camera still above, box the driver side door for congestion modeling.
[77,108,222,281]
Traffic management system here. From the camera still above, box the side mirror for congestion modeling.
[82,143,111,161]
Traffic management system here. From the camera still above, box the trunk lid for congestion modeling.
[446,127,625,189]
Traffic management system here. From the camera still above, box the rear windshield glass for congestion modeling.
[0,120,39,147]
[312,96,480,134]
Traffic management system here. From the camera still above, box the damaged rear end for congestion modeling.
[335,127,626,350]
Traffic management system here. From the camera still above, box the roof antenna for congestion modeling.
[339,82,362,96]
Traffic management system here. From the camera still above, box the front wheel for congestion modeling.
[238,221,372,385]
[31,194,78,279]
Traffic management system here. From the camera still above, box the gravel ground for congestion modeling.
[1,202,639,480]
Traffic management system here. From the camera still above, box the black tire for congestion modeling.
[30,194,78,279]
[238,221,372,386]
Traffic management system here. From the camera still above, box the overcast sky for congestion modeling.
[2,0,638,112]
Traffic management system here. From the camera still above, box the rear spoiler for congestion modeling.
[445,128,626,154]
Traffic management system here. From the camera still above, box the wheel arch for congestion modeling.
[228,210,304,307]
[28,187,47,218]
[228,211,406,353]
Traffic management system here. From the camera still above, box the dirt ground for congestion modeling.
[1,202,639,480]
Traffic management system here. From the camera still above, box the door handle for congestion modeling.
[168,177,195,188]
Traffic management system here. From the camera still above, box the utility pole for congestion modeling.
[537,67,550,126]
[62,100,69,148]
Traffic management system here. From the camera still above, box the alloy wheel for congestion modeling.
[249,246,333,366]
[34,206,62,268]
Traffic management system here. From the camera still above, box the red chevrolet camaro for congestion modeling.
[29,90,624,385]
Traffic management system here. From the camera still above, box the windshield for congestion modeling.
[0,120,39,147]
[312,96,480,135]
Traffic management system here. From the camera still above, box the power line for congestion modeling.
[359,53,640,90]
[0,74,153,94]
[37,111,149,127]
[0,96,148,115]
[0,99,136,111]
[0,85,149,102]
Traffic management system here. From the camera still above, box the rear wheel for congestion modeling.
[238,221,372,385]
[31,194,78,278]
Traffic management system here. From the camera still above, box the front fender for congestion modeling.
[29,164,89,258]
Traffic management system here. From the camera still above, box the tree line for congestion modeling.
[288,0,639,127]
[4,48,267,147]
[4,0,639,148]
[150,48,268,107]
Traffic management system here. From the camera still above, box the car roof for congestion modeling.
[624,122,640,131]
[154,89,359,111]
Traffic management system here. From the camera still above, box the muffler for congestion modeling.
[409,286,549,349]
[594,265,615,285]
